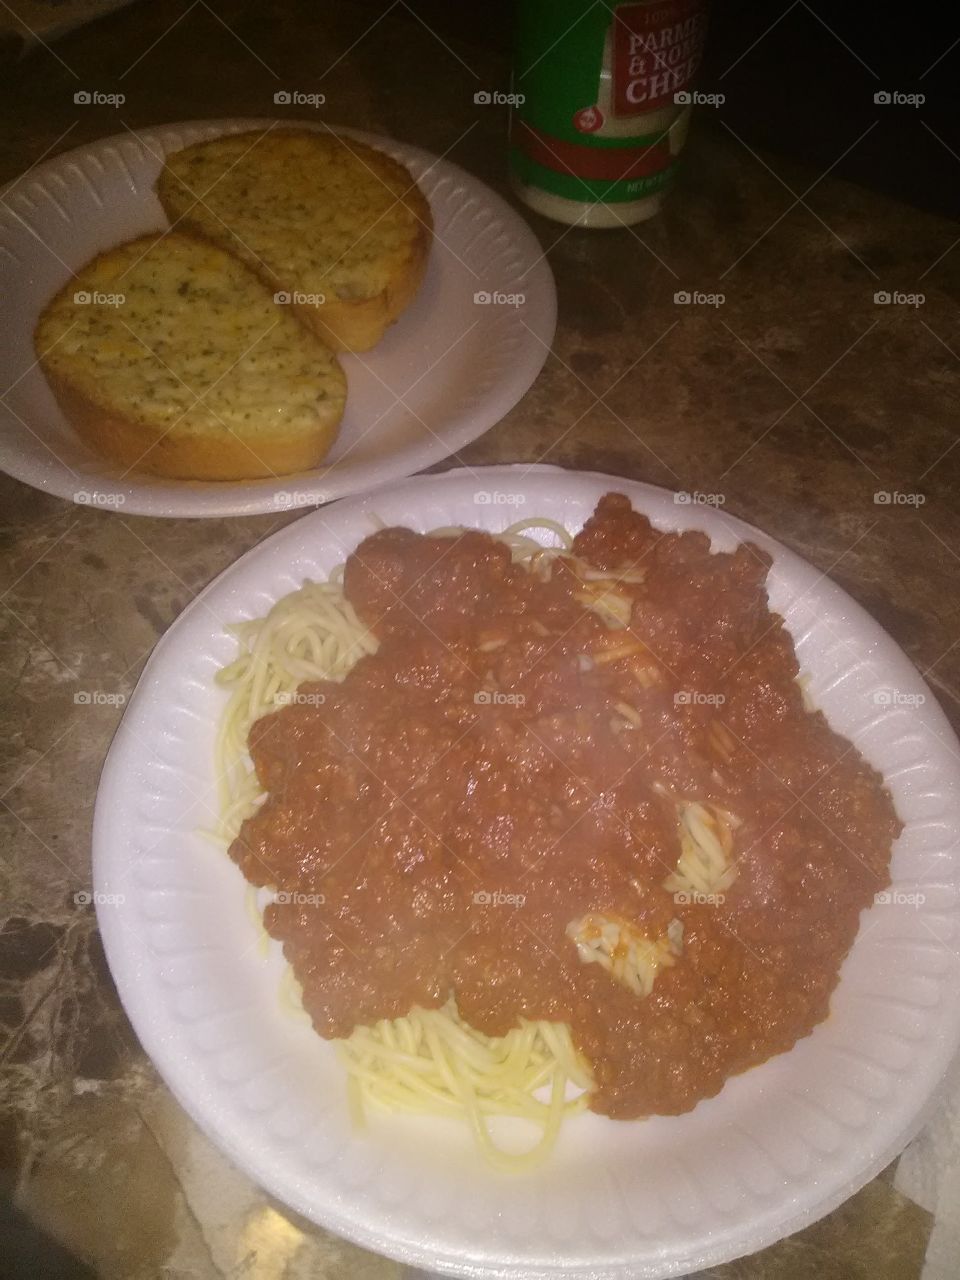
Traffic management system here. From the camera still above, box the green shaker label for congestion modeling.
[511,0,707,213]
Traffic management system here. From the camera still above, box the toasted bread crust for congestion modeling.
[291,216,432,352]
[42,364,342,481]
[156,129,433,352]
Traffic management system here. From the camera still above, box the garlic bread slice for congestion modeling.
[156,129,431,352]
[35,232,346,480]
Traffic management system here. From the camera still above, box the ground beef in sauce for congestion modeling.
[229,493,901,1118]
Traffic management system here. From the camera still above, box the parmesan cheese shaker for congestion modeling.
[510,0,709,227]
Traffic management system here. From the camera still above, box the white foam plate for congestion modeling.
[0,120,555,517]
[93,466,960,1277]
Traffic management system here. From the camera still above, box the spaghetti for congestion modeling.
[214,518,595,1170]
[336,1001,592,1173]
[566,914,680,997]
[210,498,890,1169]
[663,802,739,899]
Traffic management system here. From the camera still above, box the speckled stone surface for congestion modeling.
[1,1,958,1277]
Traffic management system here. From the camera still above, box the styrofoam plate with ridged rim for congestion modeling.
[0,119,555,517]
[93,466,960,1276]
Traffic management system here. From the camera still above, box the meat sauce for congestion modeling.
[230,494,901,1117]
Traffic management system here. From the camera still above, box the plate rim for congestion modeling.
[0,118,557,518]
[93,463,960,1276]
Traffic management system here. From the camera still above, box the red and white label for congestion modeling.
[573,104,605,134]
[611,0,708,115]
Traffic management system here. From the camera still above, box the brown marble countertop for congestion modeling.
[2,2,958,1277]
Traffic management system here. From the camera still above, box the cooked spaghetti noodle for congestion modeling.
[337,1002,591,1173]
[663,802,739,899]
